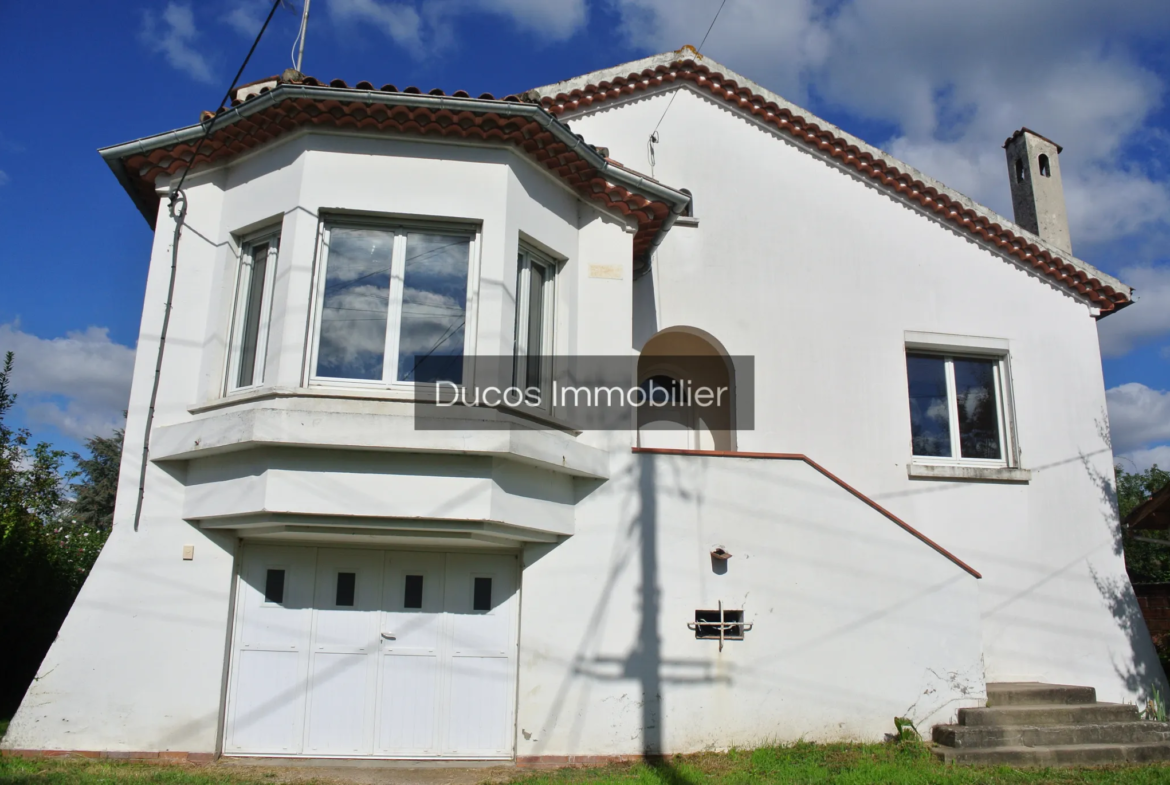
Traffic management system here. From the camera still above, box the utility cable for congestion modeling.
[133,0,285,531]
[648,0,729,141]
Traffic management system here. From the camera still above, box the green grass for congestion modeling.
[2,744,1170,785]
[514,743,1170,785]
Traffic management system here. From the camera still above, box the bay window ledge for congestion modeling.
[908,463,1031,483]
[152,398,609,479]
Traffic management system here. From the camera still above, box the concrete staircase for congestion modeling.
[932,682,1170,766]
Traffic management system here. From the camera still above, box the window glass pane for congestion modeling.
[264,568,285,604]
[403,575,423,609]
[397,233,470,384]
[316,227,394,380]
[236,242,269,388]
[335,572,356,607]
[472,577,492,611]
[525,262,546,386]
[954,358,1002,459]
[906,354,951,457]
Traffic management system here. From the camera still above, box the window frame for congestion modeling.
[905,347,1018,469]
[226,230,280,394]
[513,244,557,408]
[305,216,481,395]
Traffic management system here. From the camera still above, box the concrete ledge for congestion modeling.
[908,463,1031,483]
[153,398,610,479]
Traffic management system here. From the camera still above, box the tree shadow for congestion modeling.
[1087,411,1167,700]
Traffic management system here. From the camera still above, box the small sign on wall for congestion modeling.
[588,264,623,280]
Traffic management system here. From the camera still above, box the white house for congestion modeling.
[4,48,1162,764]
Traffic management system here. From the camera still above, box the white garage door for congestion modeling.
[223,546,519,758]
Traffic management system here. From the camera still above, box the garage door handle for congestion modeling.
[381,632,396,640]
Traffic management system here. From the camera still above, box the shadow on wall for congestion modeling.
[1087,412,1168,701]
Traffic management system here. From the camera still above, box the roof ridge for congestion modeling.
[531,51,1130,314]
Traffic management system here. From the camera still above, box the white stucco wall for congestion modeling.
[557,86,1163,705]
[4,132,626,754]
[516,451,984,755]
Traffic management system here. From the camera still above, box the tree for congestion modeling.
[0,352,111,716]
[1118,463,1170,584]
[70,427,123,528]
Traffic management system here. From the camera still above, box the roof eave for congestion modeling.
[532,50,1132,308]
[99,83,691,230]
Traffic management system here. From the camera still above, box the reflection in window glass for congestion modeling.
[524,261,548,387]
[954,359,1001,459]
[397,233,470,384]
[316,227,394,380]
[906,355,951,457]
[236,242,270,388]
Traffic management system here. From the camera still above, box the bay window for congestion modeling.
[227,232,279,392]
[310,222,474,387]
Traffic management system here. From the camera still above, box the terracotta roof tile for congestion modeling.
[105,74,684,260]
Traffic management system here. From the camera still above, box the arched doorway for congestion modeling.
[637,328,736,451]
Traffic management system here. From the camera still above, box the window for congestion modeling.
[264,568,285,604]
[513,246,556,401]
[1014,158,1026,183]
[906,353,1011,464]
[335,572,356,607]
[472,577,492,611]
[1038,154,1051,177]
[311,223,474,387]
[228,233,279,391]
[403,575,424,609]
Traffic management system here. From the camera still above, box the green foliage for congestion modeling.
[1117,463,1170,584]
[1144,683,1168,723]
[893,716,921,742]
[69,427,123,529]
[0,352,112,717]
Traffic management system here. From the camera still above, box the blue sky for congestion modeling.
[1,0,1168,470]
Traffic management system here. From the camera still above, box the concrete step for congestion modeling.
[957,703,1140,727]
[933,721,1170,749]
[986,681,1096,707]
[934,741,1170,767]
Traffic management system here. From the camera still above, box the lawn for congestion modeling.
[3,744,1170,785]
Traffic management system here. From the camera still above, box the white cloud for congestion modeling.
[327,0,587,58]
[141,3,215,84]
[225,0,272,37]
[1117,444,1170,474]
[1106,383,1170,454]
[0,323,135,442]
[330,0,425,57]
[612,0,1170,247]
[1098,264,1170,358]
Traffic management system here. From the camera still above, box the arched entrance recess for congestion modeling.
[636,327,736,452]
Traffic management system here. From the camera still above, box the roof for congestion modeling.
[1004,127,1063,154]
[531,50,1131,315]
[99,72,690,260]
[1125,483,1170,531]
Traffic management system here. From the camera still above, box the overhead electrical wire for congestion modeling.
[648,0,730,144]
[133,0,289,531]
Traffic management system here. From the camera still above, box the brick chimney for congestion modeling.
[1004,128,1071,255]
